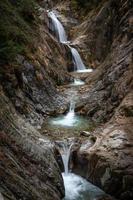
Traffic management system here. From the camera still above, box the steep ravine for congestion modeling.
[0,0,133,200]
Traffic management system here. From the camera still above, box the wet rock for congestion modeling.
[69,94,133,200]
[53,146,64,173]
[80,131,91,137]
[79,140,95,152]
[71,121,133,199]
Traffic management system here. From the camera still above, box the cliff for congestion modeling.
[0,1,67,199]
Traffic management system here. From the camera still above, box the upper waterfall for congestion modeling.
[48,10,93,72]
[48,11,67,43]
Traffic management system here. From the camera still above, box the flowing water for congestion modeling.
[60,141,73,174]
[51,100,75,127]
[49,100,91,130]
[48,10,92,72]
[70,47,86,71]
[59,141,107,200]
[67,44,92,73]
[48,11,67,43]
[76,69,93,73]
[46,9,107,200]
[71,79,85,86]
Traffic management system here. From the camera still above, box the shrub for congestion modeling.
[0,0,38,64]
[72,0,100,8]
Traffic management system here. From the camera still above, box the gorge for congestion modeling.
[0,0,133,200]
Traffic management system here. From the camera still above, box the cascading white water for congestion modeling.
[48,11,93,72]
[51,100,77,127]
[71,78,85,86]
[46,9,108,200]
[48,11,67,43]
[65,100,75,120]
[70,47,86,71]
[59,140,107,200]
[67,44,93,72]
[61,141,73,174]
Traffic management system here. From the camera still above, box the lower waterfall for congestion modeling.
[59,140,108,200]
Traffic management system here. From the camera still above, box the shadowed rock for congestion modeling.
[0,90,64,200]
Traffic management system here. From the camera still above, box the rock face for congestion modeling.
[0,90,64,200]
[0,2,68,199]
[71,93,133,199]
[0,4,72,127]
[71,0,133,124]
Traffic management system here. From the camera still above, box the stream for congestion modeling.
[47,9,109,200]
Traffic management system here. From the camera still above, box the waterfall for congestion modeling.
[66,43,87,71]
[51,99,77,127]
[60,141,73,174]
[67,45,93,72]
[58,140,106,200]
[47,8,107,200]
[70,47,86,71]
[63,100,75,125]
[73,78,84,86]
[67,100,75,115]
[48,11,67,43]
[48,10,93,72]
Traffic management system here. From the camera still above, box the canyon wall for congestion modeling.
[0,1,68,199]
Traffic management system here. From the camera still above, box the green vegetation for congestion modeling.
[72,0,89,8]
[0,0,38,64]
[71,0,100,9]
